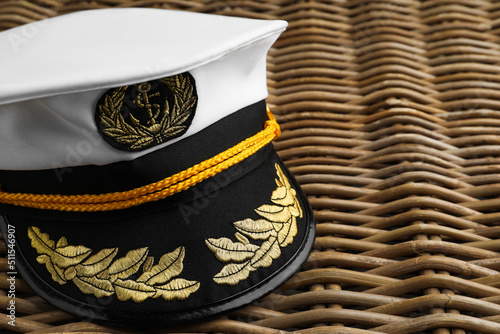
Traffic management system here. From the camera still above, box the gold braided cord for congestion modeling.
[0,110,281,212]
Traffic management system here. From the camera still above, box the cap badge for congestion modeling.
[96,72,197,151]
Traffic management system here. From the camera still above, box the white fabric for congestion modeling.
[0,8,286,170]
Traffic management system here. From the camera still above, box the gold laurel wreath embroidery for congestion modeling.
[98,73,196,151]
[205,164,303,285]
[28,227,200,302]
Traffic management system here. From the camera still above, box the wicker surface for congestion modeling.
[2,0,500,333]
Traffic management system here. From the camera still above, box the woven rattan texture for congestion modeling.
[2,0,500,333]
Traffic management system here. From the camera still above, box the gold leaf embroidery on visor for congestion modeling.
[28,227,200,302]
[206,164,303,285]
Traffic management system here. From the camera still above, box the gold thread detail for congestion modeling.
[28,226,200,302]
[0,110,280,212]
[98,73,196,151]
[205,164,302,285]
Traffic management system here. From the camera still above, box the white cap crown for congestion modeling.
[0,8,286,170]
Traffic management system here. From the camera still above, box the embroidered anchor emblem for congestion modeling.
[132,82,163,136]
[96,72,197,151]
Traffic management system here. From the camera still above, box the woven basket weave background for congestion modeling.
[2,0,500,333]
